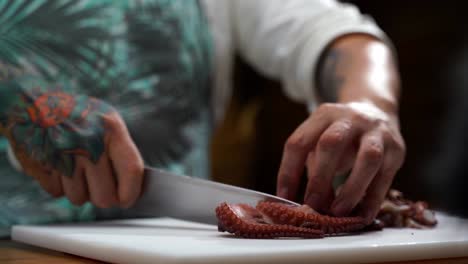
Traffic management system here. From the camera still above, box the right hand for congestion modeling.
[276,102,405,223]
[4,90,144,208]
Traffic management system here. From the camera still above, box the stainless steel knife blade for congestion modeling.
[120,167,299,225]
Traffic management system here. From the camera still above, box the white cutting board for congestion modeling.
[12,212,468,264]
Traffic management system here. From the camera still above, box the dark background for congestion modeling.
[210,1,468,217]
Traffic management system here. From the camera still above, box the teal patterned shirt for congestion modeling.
[0,0,212,235]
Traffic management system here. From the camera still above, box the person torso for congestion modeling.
[0,0,214,178]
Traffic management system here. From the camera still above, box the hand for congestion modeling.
[276,101,405,223]
[4,89,144,209]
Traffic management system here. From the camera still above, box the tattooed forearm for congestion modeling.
[316,48,351,102]
[0,76,112,176]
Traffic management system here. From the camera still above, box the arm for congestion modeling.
[0,1,145,209]
[277,34,406,223]
[316,34,400,112]
[231,0,389,109]
[0,75,144,209]
[229,0,405,222]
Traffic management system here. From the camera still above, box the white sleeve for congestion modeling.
[230,0,393,111]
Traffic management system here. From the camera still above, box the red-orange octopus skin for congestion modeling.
[256,201,367,234]
[216,202,324,239]
[216,189,437,239]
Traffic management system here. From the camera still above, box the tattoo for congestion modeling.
[0,76,112,176]
[317,48,349,102]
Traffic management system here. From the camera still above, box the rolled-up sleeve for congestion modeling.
[230,0,392,111]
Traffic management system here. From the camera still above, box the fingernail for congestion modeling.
[305,192,320,208]
[278,187,289,199]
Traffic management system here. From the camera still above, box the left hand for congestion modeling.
[276,101,405,223]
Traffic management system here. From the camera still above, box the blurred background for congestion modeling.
[210,0,468,217]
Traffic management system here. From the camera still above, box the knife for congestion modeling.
[118,166,300,225]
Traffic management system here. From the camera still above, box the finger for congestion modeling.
[304,120,354,211]
[61,164,88,206]
[306,167,335,213]
[106,116,144,208]
[305,151,336,208]
[335,147,357,176]
[82,155,118,209]
[276,114,333,201]
[331,132,384,217]
[27,165,63,197]
[356,150,399,224]
[15,153,64,197]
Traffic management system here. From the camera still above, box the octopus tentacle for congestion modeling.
[377,190,437,228]
[216,202,324,239]
[216,189,437,239]
[256,201,367,234]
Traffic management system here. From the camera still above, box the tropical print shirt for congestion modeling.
[0,0,212,235]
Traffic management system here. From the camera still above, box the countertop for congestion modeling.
[1,240,468,264]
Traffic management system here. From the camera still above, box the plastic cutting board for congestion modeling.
[12,212,468,264]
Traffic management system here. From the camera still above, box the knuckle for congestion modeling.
[104,113,126,134]
[318,132,344,152]
[351,112,371,125]
[285,134,308,152]
[325,121,352,143]
[383,129,406,150]
[316,103,340,116]
[318,103,335,112]
[363,143,383,165]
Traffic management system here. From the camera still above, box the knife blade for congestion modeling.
[119,166,299,225]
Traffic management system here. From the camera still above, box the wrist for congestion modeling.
[338,93,399,117]
[315,35,401,111]
[337,98,401,129]
[336,70,400,116]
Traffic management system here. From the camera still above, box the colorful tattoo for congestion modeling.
[0,76,112,176]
